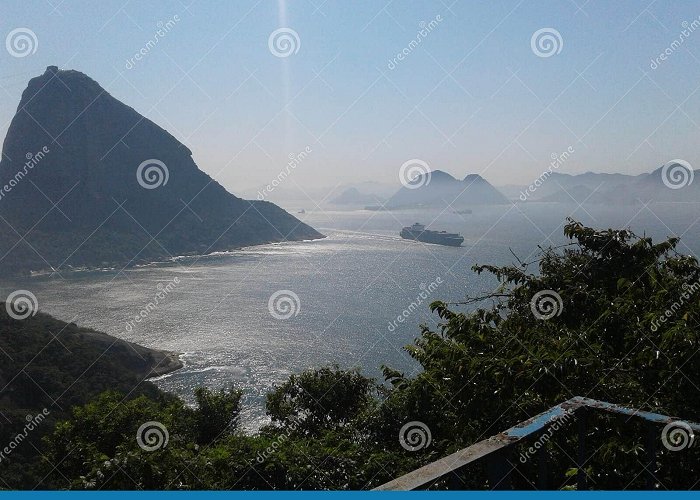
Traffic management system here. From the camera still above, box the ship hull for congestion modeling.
[400,230,464,247]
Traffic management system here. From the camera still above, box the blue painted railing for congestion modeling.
[374,397,699,490]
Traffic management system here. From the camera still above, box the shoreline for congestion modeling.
[78,328,184,379]
[12,234,327,279]
[148,350,184,378]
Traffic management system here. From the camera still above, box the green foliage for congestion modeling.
[38,370,411,490]
[265,365,378,436]
[191,387,242,445]
[40,389,242,489]
[5,220,700,489]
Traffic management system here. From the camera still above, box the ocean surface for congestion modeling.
[3,203,700,429]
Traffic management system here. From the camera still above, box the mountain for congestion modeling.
[330,187,383,206]
[385,170,508,208]
[0,66,323,274]
[511,166,700,204]
[499,171,630,201]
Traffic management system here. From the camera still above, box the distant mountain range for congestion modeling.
[0,67,322,274]
[505,166,700,204]
[383,170,508,208]
[328,170,508,209]
[330,187,384,206]
[329,164,699,211]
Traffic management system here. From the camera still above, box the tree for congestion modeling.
[265,365,378,436]
[191,387,242,445]
[381,219,700,488]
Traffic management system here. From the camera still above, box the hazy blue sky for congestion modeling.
[2,0,700,198]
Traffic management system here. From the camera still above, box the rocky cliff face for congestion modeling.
[0,67,322,273]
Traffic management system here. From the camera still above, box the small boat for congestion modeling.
[298,209,306,214]
[453,208,472,215]
[400,223,464,247]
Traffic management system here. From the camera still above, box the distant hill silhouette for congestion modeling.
[513,166,700,204]
[385,170,508,208]
[330,187,383,206]
[0,67,322,274]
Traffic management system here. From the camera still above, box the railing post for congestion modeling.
[447,470,462,490]
[486,447,513,490]
[644,422,657,489]
[537,441,549,490]
[577,408,588,490]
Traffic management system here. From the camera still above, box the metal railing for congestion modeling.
[374,397,699,490]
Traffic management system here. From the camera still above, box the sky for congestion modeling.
[2,0,700,200]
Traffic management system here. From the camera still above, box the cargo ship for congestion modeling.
[400,223,464,247]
